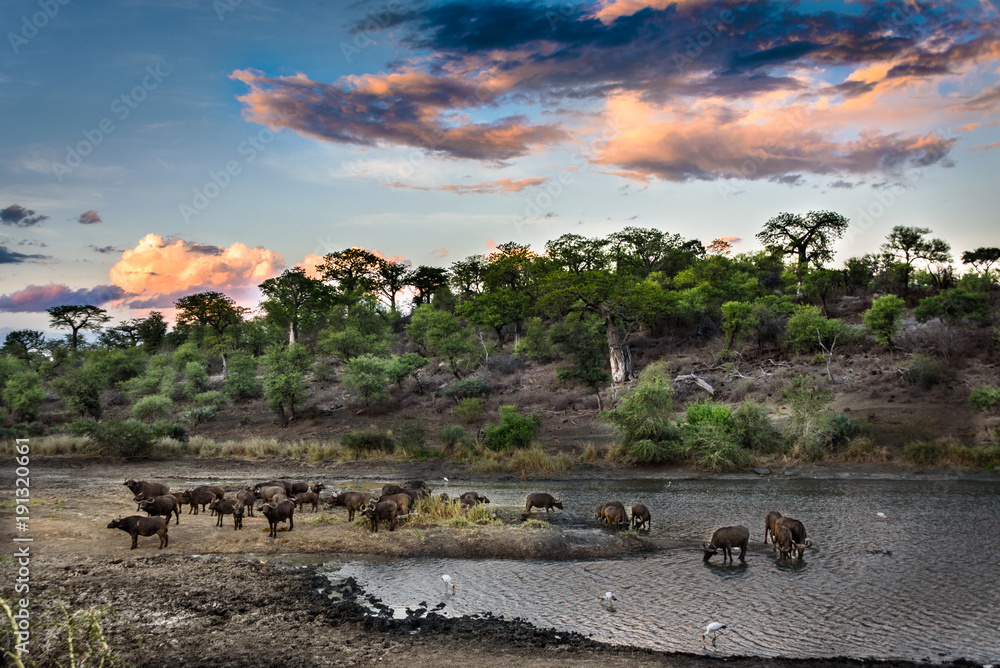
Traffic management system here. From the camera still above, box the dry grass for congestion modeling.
[837,436,890,463]
[408,495,501,528]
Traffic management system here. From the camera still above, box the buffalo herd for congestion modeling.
[113,478,810,563]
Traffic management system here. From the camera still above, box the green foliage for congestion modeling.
[51,362,106,418]
[407,305,483,378]
[785,305,843,353]
[88,348,146,385]
[549,313,611,395]
[901,440,941,466]
[191,390,226,409]
[483,405,540,451]
[442,377,488,401]
[342,354,392,405]
[77,419,158,458]
[225,350,262,401]
[683,422,753,472]
[340,429,396,456]
[732,398,782,452]
[914,288,989,325]
[438,424,472,449]
[720,300,755,350]
[828,412,871,448]
[626,438,683,464]
[969,386,1000,411]
[183,360,209,398]
[2,370,46,420]
[173,342,207,370]
[386,353,428,389]
[262,343,312,426]
[119,352,175,399]
[863,294,907,348]
[396,424,428,454]
[453,397,484,424]
[602,361,675,446]
[131,395,173,422]
[181,407,215,425]
[782,374,834,460]
[514,317,552,361]
[901,355,942,390]
[684,399,734,431]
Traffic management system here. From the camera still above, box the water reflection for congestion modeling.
[317,478,1000,664]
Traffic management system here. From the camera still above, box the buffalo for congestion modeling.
[703,525,750,563]
[185,488,215,514]
[295,491,319,512]
[172,491,193,513]
[775,517,810,558]
[209,498,241,528]
[256,485,287,504]
[124,479,169,510]
[525,493,563,513]
[596,501,627,527]
[764,511,783,547]
[630,503,651,531]
[362,500,398,532]
[107,515,168,550]
[256,480,292,495]
[328,492,376,521]
[459,492,490,508]
[139,495,180,525]
[236,488,256,517]
[775,524,796,559]
[232,501,244,530]
[260,499,295,538]
[378,492,413,515]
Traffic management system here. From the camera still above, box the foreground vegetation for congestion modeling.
[3,219,1000,472]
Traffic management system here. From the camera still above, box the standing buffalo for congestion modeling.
[328,492,376,521]
[139,495,180,525]
[378,492,413,515]
[703,526,750,563]
[630,503,651,531]
[775,517,810,558]
[525,493,563,513]
[764,511,783,547]
[107,516,168,550]
[295,491,319,512]
[209,498,242,528]
[260,499,295,538]
[124,479,169,509]
[185,488,216,514]
[172,491,193,513]
[256,485,287,503]
[362,501,398,532]
[596,501,627,527]
[236,488,257,517]
[232,501,244,530]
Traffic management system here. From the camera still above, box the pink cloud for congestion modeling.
[0,283,125,312]
[385,177,550,194]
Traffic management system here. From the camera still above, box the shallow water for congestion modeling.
[318,478,1000,664]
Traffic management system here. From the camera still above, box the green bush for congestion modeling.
[863,294,906,349]
[902,440,940,465]
[602,361,675,446]
[782,374,834,460]
[263,344,312,426]
[181,407,215,425]
[683,422,752,472]
[173,342,206,370]
[969,386,1000,411]
[225,351,262,401]
[396,424,428,454]
[514,317,552,361]
[2,370,46,420]
[453,397,484,424]
[80,419,158,458]
[438,424,471,449]
[442,377,488,400]
[191,390,227,409]
[131,395,173,422]
[626,438,685,464]
[684,399,734,431]
[183,361,210,398]
[51,363,106,418]
[733,399,782,452]
[483,405,540,451]
[784,305,843,353]
[342,354,392,405]
[828,412,871,447]
[901,355,942,390]
[340,429,396,456]
[721,300,755,350]
[970,445,1000,469]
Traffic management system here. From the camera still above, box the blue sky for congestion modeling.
[2,0,999,334]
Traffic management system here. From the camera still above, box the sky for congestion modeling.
[1,0,999,335]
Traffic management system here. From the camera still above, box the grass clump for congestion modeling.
[838,436,889,463]
[733,399,782,452]
[340,429,396,457]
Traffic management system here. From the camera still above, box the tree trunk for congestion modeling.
[594,388,603,412]
[220,351,228,378]
[605,319,634,383]
[288,321,297,346]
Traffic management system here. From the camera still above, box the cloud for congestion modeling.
[429,248,450,259]
[962,83,1000,111]
[0,283,125,312]
[0,245,49,264]
[828,180,857,189]
[1,204,48,227]
[969,140,1000,151]
[386,176,550,194]
[108,234,284,308]
[230,69,567,161]
[75,210,102,225]
[89,245,124,254]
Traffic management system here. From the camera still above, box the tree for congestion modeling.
[3,369,46,420]
[317,247,379,297]
[449,255,488,298]
[880,226,951,296]
[51,361,106,418]
[962,247,1000,275]
[406,265,450,306]
[321,298,393,362]
[720,301,755,351]
[549,313,611,410]
[407,305,483,378]
[46,305,111,351]
[374,258,409,311]
[863,295,906,349]
[756,211,850,296]
[137,312,168,351]
[803,268,842,315]
[262,343,312,426]
[607,227,704,278]
[544,234,609,274]
[342,354,393,406]
[259,267,335,344]
[2,330,46,362]
[224,350,262,401]
[174,292,246,336]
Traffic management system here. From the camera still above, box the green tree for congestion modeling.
[46,305,111,351]
[137,311,168,351]
[962,247,1000,275]
[174,291,246,336]
[321,298,393,362]
[549,314,611,409]
[317,247,379,297]
[342,354,393,406]
[914,288,989,326]
[2,369,46,420]
[602,361,678,447]
[51,362,106,418]
[756,211,850,296]
[545,233,609,274]
[880,226,951,296]
[262,343,312,426]
[720,301,755,351]
[607,226,703,278]
[407,305,483,378]
[374,258,409,311]
[2,330,46,363]
[863,294,906,349]
[406,265,450,306]
[386,353,428,390]
[259,266,335,344]
[224,350,262,401]
[449,255,488,299]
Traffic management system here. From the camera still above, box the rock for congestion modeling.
[754,467,771,476]
[783,468,798,476]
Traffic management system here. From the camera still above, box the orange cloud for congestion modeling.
[429,248,450,259]
[297,253,325,279]
[109,234,284,308]
[385,177,550,194]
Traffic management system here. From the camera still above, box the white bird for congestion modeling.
[876,512,886,519]
[442,574,455,594]
[701,622,727,647]
[443,477,449,485]
[599,592,617,606]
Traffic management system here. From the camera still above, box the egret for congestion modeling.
[443,477,449,485]
[876,512,886,519]
[599,592,617,606]
[701,622,726,647]
[442,574,455,594]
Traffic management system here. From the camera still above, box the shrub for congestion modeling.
[970,445,1000,469]
[602,361,675,446]
[263,344,312,426]
[173,342,206,370]
[914,288,989,325]
[2,370,46,420]
[442,377,488,401]
[131,395,173,422]
[181,407,216,425]
[901,355,942,390]
[838,436,888,463]
[483,405,540,451]
[386,353,428,389]
[782,375,834,461]
[626,438,684,464]
[902,440,940,465]
[225,351,262,401]
[733,399,782,452]
[721,300,755,350]
[342,354,392,405]
[439,424,471,450]
[784,305,843,353]
[51,363,106,419]
[828,412,871,447]
[183,361,209,398]
[396,424,428,454]
[969,386,1000,411]
[80,419,159,458]
[453,397,484,424]
[514,317,552,361]
[684,399,734,431]
[684,422,752,472]
[340,430,395,456]
[580,443,599,462]
[191,390,226,409]
[862,295,906,349]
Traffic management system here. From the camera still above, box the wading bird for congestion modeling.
[876,512,886,519]
[701,622,726,647]
[442,574,455,594]
[599,592,617,606]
